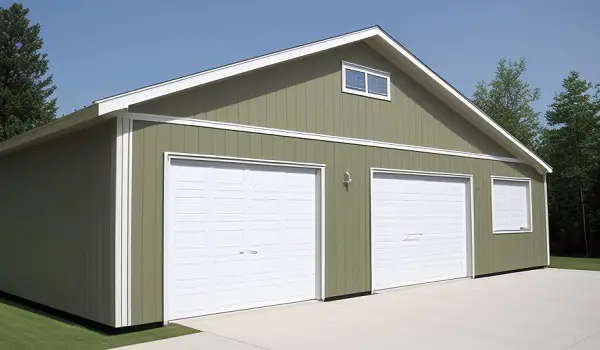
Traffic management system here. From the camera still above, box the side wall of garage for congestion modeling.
[130,120,547,325]
[0,119,117,326]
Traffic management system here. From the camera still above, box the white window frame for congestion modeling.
[341,61,391,101]
[491,176,533,234]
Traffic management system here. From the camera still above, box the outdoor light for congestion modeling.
[343,171,352,185]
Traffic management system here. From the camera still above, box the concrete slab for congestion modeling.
[176,269,600,350]
[110,332,261,350]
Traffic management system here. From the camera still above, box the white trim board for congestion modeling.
[490,176,534,235]
[114,116,133,327]
[369,168,476,292]
[0,26,551,173]
[544,174,550,266]
[162,153,326,323]
[124,112,524,164]
[91,26,550,173]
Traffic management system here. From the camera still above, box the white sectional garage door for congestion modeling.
[166,159,319,320]
[372,172,469,290]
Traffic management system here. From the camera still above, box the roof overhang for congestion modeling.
[0,26,551,173]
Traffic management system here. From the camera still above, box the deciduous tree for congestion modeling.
[473,58,541,149]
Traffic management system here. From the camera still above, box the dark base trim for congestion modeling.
[474,265,546,279]
[0,290,161,334]
[323,291,371,302]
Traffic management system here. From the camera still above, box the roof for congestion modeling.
[0,26,552,173]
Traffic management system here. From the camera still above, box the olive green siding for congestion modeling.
[130,121,547,325]
[130,42,511,158]
[0,120,116,326]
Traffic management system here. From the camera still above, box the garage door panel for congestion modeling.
[372,173,469,290]
[167,160,318,320]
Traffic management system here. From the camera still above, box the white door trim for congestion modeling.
[162,152,326,324]
[369,168,475,293]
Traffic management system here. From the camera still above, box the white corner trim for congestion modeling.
[115,116,133,327]
[490,176,534,235]
[124,112,525,164]
[114,116,123,327]
[341,61,391,101]
[544,174,550,265]
[162,153,326,322]
[369,168,475,291]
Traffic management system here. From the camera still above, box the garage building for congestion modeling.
[0,26,551,328]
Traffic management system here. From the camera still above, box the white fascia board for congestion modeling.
[95,27,380,115]
[0,105,99,155]
[370,29,552,174]
[94,26,550,173]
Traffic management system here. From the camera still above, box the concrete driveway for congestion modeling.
[118,268,600,350]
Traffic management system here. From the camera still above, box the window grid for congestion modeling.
[342,62,391,101]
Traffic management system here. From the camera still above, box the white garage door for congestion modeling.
[372,172,469,290]
[166,159,319,320]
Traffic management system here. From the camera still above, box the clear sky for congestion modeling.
[7,0,599,119]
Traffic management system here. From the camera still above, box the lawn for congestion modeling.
[0,296,198,350]
[550,256,600,271]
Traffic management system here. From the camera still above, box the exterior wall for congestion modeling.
[130,121,548,325]
[130,42,511,158]
[0,120,116,326]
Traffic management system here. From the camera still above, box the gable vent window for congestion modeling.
[342,62,391,101]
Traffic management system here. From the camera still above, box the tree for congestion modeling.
[540,71,600,256]
[473,58,541,149]
[0,3,57,142]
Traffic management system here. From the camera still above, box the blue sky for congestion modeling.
[7,0,600,119]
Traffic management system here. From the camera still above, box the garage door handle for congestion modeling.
[239,250,258,255]
[403,233,423,241]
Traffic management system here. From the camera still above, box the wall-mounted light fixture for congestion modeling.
[343,171,352,185]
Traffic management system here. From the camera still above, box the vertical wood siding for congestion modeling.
[130,42,512,158]
[0,120,116,326]
[130,121,547,325]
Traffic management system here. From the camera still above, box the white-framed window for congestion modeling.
[491,176,533,234]
[341,62,391,101]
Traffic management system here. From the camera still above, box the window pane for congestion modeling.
[345,69,366,91]
[493,180,530,232]
[368,74,388,96]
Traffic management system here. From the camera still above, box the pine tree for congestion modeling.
[0,3,57,142]
[540,71,600,256]
[473,58,541,149]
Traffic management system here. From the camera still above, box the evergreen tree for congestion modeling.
[0,3,57,142]
[540,71,600,256]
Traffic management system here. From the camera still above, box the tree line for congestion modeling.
[473,59,600,257]
[2,3,599,257]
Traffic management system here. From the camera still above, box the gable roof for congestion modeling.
[0,26,551,173]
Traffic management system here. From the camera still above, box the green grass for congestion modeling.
[550,256,600,271]
[0,297,198,350]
